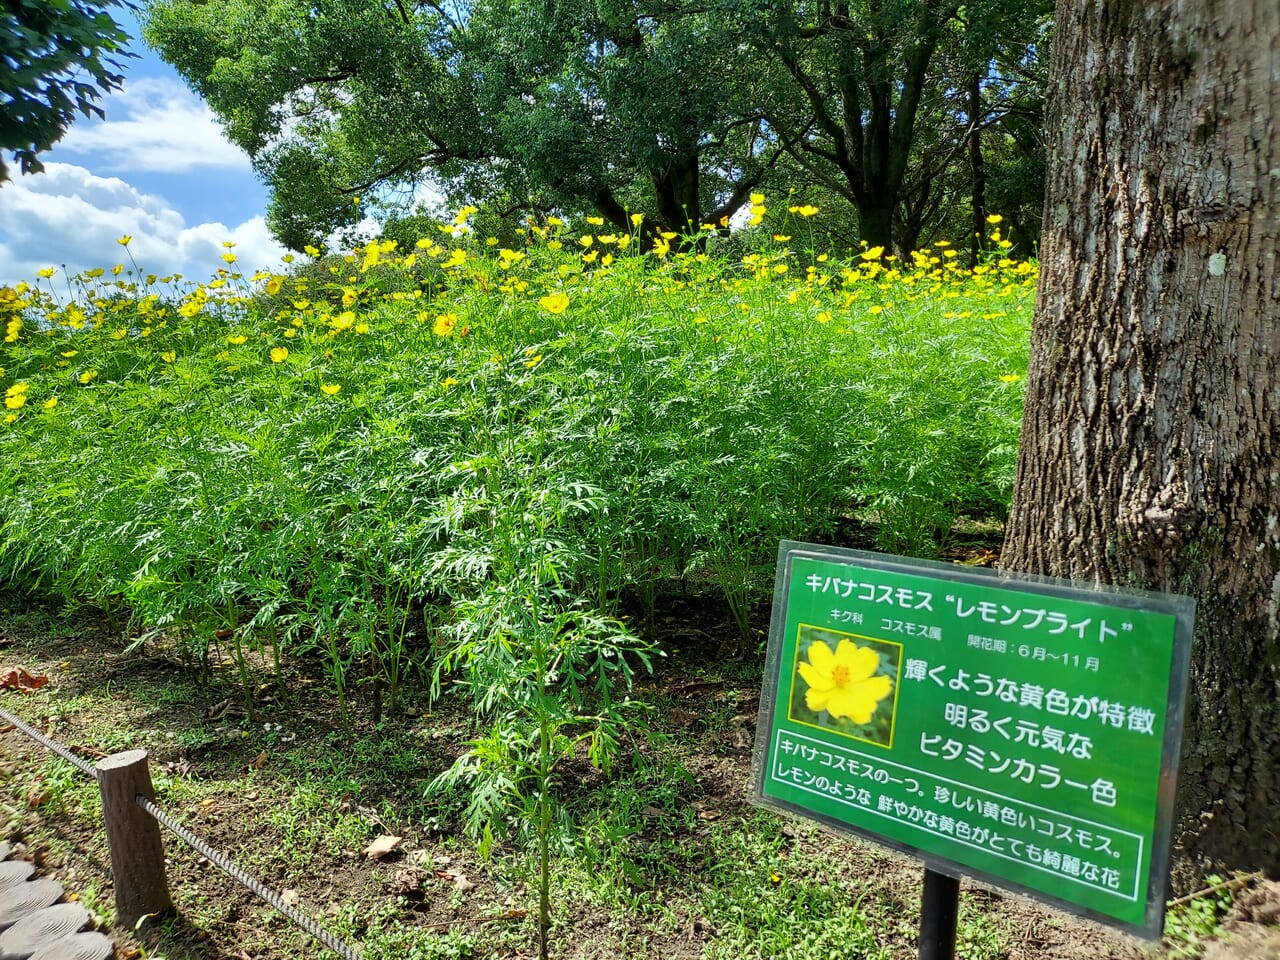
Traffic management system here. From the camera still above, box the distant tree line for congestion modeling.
[135,0,1052,254]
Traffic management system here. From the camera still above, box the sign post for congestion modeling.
[919,867,960,960]
[751,542,1194,943]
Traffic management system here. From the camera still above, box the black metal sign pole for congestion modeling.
[918,867,960,960]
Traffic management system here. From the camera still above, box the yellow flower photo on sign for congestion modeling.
[789,626,901,747]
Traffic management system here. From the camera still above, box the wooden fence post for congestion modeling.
[96,749,173,927]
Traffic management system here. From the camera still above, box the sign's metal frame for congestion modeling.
[750,541,1195,940]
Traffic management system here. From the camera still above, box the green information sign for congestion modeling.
[751,542,1194,939]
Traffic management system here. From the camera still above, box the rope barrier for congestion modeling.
[135,794,363,960]
[0,706,100,780]
[0,702,364,960]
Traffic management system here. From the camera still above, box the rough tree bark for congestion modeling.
[1002,0,1280,882]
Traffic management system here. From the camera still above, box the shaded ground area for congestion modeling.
[0,589,1275,960]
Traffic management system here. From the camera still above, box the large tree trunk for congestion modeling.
[1002,0,1280,884]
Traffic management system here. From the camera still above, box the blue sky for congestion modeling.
[0,9,290,286]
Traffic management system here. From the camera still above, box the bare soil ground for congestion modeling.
[0,589,1275,960]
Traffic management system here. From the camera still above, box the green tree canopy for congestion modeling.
[752,0,1051,251]
[142,0,795,248]
[1,0,135,182]
[141,0,1049,251]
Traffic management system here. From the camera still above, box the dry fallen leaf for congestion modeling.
[0,667,49,693]
[435,868,476,892]
[248,750,267,770]
[161,757,193,777]
[364,834,403,860]
[281,889,300,907]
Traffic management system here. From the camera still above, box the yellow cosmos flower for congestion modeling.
[3,414,14,424]
[433,312,458,336]
[986,213,1003,225]
[578,235,594,248]
[341,288,358,307]
[117,235,132,246]
[798,639,892,724]
[79,370,98,385]
[161,350,176,362]
[629,212,644,227]
[354,322,370,335]
[860,246,886,260]
[750,193,765,205]
[266,277,284,296]
[788,204,820,217]
[320,383,341,396]
[36,268,55,279]
[999,373,1021,383]
[221,252,237,264]
[524,354,543,368]
[442,376,459,388]
[4,382,28,398]
[42,396,57,410]
[3,394,24,410]
[270,347,289,363]
[538,292,570,315]
[227,334,248,345]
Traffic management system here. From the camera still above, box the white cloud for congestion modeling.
[0,163,289,286]
[55,76,251,174]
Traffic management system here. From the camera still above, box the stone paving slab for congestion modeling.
[0,846,113,959]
